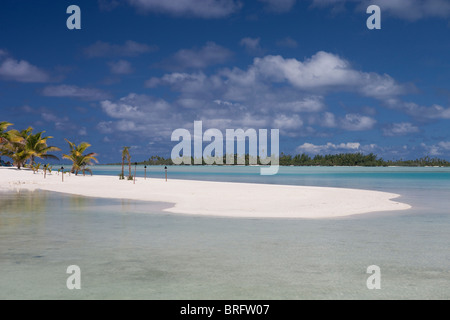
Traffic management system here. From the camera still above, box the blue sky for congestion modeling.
[1,0,450,163]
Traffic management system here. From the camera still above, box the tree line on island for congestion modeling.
[114,153,450,167]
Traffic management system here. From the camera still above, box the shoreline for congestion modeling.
[0,167,411,219]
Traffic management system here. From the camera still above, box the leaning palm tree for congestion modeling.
[1,127,32,169]
[0,122,23,164]
[0,121,12,164]
[120,146,130,180]
[0,121,13,144]
[62,139,98,175]
[26,131,61,166]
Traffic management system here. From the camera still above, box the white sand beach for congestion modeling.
[0,167,411,218]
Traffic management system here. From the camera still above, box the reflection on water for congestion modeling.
[0,190,48,229]
[0,190,449,299]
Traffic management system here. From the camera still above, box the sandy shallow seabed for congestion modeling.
[0,167,411,218]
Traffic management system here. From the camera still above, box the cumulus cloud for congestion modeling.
[84,40,157,58]
[252,52,405,98]
[0,55,50,83]
[383,122,419,136]
[98,93,184,138]
[126,0,241,18]
[101,94,171,120]
[158,42,233,70]
[143,51,419,137]
[42,85,111,100]
[149,51,405,102]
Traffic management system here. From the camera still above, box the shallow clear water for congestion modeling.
[0,167,449,299]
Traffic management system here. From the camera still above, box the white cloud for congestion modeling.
[42,85,111,100]
[178,98,209,109]
[311,0,450,21]
[100,93,171,120]
[273,114,303,131]
[158,42,232,70]
[41,112,79,132]
[84,40,157,58]
[143,51,450,142]
[149,51,405,103]
[308,112,376,131]
[108,60,133,74]
[98,94,183,138]
[322,112,337,128]
[145,72,212,94]
[383,122,419,136]
[340,114,376,131]
[386,100,450,120]
[438,142,450,150]
[97,121,114,134]
[296,142,363,154]
[252,52,405,99]
[421,141,450,156]
[277,97,325,112]
[145,51,414,137]
[126,0,241,18]
[0,57,50,83]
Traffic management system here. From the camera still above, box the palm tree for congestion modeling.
[1,126,60,169]
[121,146,132,179]
[1,127,32,169]
[62,139,98,175]
[0,121,12,164]
[120,146,130,180]
[0,121,13,144]
[26,131,61,166]
[0,122,23,164]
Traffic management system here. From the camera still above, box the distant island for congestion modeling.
[107,153,450,167]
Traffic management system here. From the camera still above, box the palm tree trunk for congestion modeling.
[29,155,35,167]
[121,157,124,177]
[128,159,131,178]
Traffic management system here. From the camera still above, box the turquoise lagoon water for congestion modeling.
[0,166,449,299]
